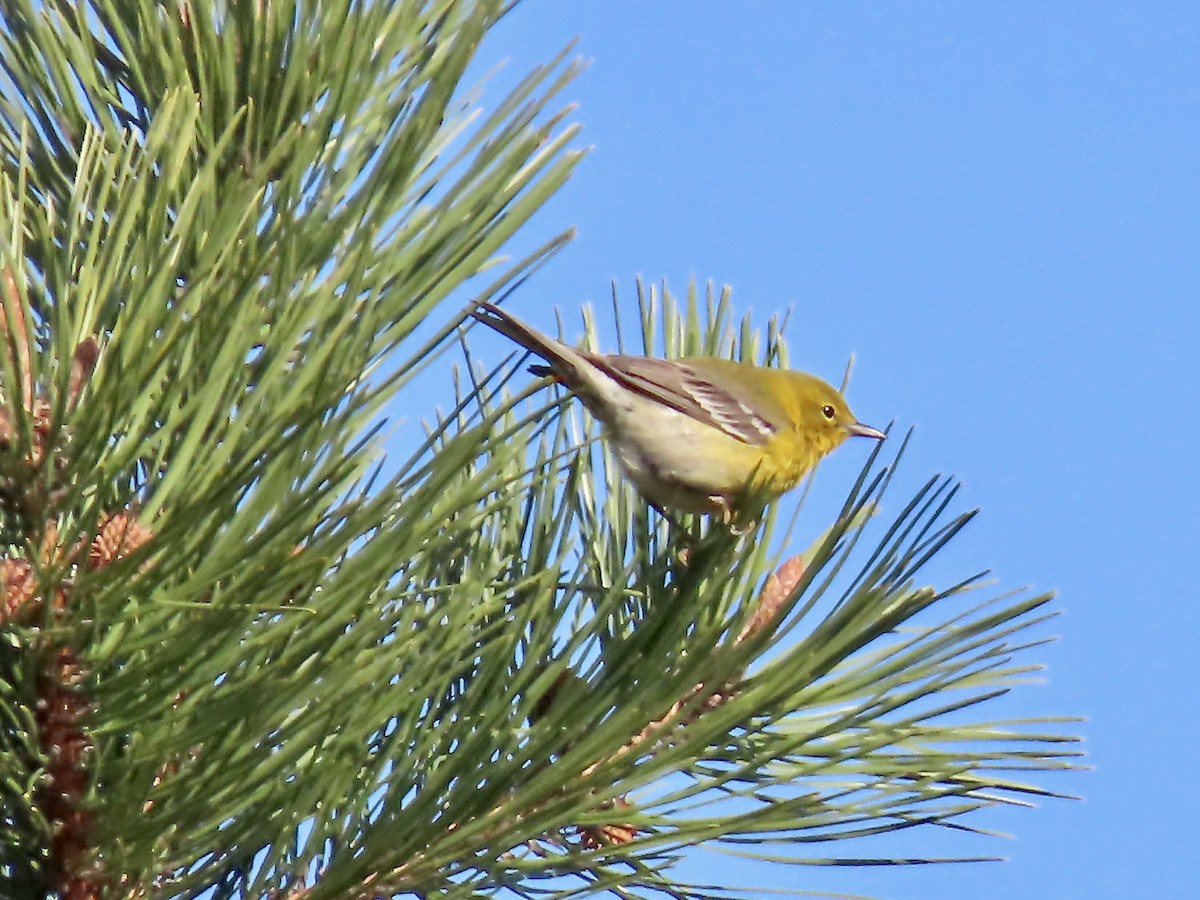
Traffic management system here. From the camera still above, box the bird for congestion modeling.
[471,300,885,523]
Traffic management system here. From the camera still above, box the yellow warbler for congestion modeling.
[472,301,884,521]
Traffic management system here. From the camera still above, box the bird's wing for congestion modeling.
[603,356,776,446]
[470,302,778,447]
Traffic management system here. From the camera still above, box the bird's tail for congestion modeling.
[470,301,584,383]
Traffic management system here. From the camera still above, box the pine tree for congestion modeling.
[0,3,1079,898]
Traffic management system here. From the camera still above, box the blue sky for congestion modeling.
[456,3,1199,899]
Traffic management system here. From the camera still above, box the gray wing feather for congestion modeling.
[471,303,774,447]
[603,357,775,446]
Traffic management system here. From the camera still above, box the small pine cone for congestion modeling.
[1,557,37,621]
[29,400,52,464]
[578,800,643,849]
[737,554,806,645]
[89,514,152,569]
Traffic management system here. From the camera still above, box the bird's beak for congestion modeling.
[846,422,886,440]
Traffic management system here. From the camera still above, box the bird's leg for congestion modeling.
[727,520,756,538]
[711,497,754,536]
[714,493,764,537]
[710,496,733,526]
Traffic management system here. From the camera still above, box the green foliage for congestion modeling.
[0,0,581,895]
[0,3,1079,899]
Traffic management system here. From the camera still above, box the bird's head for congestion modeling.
[793,375,886,456]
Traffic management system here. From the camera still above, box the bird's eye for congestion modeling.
[821,404,836,420]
